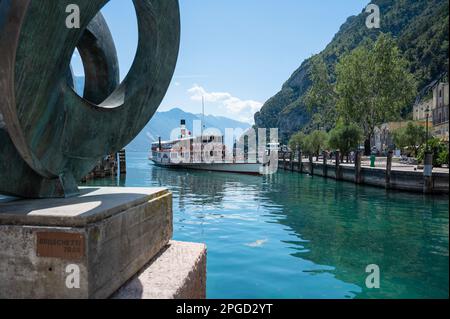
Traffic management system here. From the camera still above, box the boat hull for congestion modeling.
[151,161,263,175]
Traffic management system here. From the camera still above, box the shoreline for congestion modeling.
[279,155,449,195]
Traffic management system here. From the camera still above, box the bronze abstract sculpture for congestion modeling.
[0,0,180,198]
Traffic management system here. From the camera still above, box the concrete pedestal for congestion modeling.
[0,187,205,299]
[113,241,207,299]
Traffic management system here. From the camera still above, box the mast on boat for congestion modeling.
[202,95,206,136]
[201,96,206,162]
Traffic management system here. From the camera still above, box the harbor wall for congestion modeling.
[280,159,449,195]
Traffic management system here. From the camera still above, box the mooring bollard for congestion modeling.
[298,150,303,173]
[335,151,341,180]
[355,151,362,184]
[309,155,314,176]
[290,152,294,171]
[119,149,127,175]
[323,151,328,177]
[386,150,393,189]
[423,152,434,194]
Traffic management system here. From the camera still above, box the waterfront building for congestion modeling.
[413,98,433,122]
[374,81,450,153]
[372,122,407,154]
[432,82,449,141]
[373,121,432,155]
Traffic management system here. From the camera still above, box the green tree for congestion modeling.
[303,56,337,131]
[335,33,417,155]
[438,147,449,166]
[328,123,363,161]
[417,137,449,166]
[288,132,306,152]
[304,130,328,161]
[392,122,426,157]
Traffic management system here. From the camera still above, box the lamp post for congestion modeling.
[423,105,433,193]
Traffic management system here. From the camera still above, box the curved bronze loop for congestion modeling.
[0,0,180,198]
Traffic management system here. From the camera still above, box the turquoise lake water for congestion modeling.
[85,151,449,299]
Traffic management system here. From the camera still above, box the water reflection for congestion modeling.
[262,173,449,298]
[85,152,449,299]
[151,167,227,207]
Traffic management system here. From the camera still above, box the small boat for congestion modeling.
[149,120,265,175]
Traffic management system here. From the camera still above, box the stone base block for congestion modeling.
[113,241,207,299]
[0,187,173,299]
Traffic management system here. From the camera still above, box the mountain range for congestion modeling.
[126,108,251,152]
[254,0,449,143]
[71,77,250,152]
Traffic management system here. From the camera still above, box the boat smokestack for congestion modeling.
[180,119,187,138]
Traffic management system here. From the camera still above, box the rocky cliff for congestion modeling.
[254,0,449,143]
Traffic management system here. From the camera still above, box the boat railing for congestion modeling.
[156,151,262,164]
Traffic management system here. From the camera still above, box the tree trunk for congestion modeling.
[364,138,371,156]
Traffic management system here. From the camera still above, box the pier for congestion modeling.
[81,149,127,182]
[279,152,449,194]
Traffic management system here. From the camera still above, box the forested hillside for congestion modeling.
[254,0,449,143]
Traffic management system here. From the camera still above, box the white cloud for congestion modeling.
[187,84,262,124]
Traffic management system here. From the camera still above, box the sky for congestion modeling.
[72,0,369,124]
